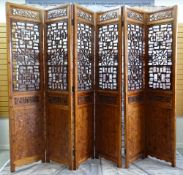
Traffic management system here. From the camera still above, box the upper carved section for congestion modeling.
[127,10,144,22]
[47,8,67,19]
[77,9,93,22]
[149,10,172,22]
[11,8,40,19]
[99,10,118,22]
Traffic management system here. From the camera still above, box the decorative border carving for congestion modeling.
[14,96,39,105]
[127,10,144,22]
[11,8,40,19]
[149,10,172,22]
[77,9,93,22]
[48,95,68,105]
[99,10,118,22]
[128,95,143,103]
[47,8,67,19]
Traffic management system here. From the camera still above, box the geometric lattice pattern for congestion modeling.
[77,23,93,90]
[11,21,40,91]
[128,24,144,91]
[148,24,173,90]
[98,24,118,90]
[47,22,68,90]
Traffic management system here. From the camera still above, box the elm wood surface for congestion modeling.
[95,7,122,168]
[6,3,45,172]
[73,4,95,169]
[44,5,73,169]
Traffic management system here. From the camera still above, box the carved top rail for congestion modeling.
[126,8,144,23]
[7,3,41,22]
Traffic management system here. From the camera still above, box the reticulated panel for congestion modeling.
[148,24,173,90]
[128,24,144,91]
[47,22,68,91]
[98,24,118,90]
[11,21,40,91]
[77,23,93,91]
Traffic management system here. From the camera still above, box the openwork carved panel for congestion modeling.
[149,10,172,22]
[99,10,118,22]
[11,8,40,19]
[128,24,144,91]
[98,24,118,90]
[48,95,68,105]
[11,21,40,91]
[14,96,39,105]
[47,22,68,90]
[77,23,93,90]
[77,10,93,22]
[47,8,67,19]
[127,11,144,21]
[148,24,173,90]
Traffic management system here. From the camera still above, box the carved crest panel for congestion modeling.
[148,24,173,90]
[11,21,40,91]
[128,24,144,91]
[47,22,68,90]
[98,24,118,90]
[77,23,93,90]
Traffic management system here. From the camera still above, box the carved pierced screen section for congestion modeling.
[11,21,40,91]
[77,23,93,91]
[128,24,144,91]
[98,24,118,90]
[148,24,173,90]
[47,22,68,91]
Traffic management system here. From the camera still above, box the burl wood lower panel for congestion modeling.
[146,106,174,163]
[75,105,94,166]
[127,104,145,164]
[95,104,118,162]
[13,106,44,164]
[47,106,69,165]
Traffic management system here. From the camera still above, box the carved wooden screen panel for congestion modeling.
[73,5,94,169]
[146,7,177,166]
[95,8,122,167]
[123,7,145,168]
[45,5,73,169]
[6,3,44,172]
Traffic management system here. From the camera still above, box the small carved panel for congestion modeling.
[148,24,173,90]
[47,8,67,19]
[11,8,40,19]
[11,21,40,91]
[127,11,144,21]
[149,10,172,22]
[47,22,68,90]
[128,95,143,104]
[14,96,39,105]
[149,95,172,103]
[77,9,93,22]
[99,10,118,22]
[98,24,118,90]
[48,95,68,105]
[97,94,117,105]
[128,24,144,91]
[78,95,93,105]
[77,23,93,90]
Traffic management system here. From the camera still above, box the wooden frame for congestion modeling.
[6,3,177,172]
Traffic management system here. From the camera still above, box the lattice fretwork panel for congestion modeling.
[148,24,173,89]
[98,24,118,90]
[128,24,144,91]
[11,21,40,91]
[47,22,68,90]
[77,23,93,90]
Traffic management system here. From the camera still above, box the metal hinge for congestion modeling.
[72,86,75,92]
[73,149,75,156]
[72,19,74,26]
[122,21,124,27]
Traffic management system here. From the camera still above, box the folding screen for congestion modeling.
[95,8,122,167]
[6,3,45,172]
[44,5,73,169]
[6,2,177,172]
[145,6,177,167]
[123,7,146,168]
[73,5,95,168]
